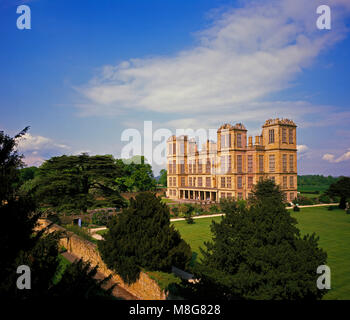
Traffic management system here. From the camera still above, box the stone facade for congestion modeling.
[166,118,297,202]
[35,219,167,300]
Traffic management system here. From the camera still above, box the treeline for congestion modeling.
[298,175,340,192]
[18,154,158,215]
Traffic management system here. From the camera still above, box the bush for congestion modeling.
[318,194,331,204]
[294,195,315,206]
[293,205,300,212]
[91,211,111,226]
[328,206,334,211]
[171,206,179,217]
[346,209,350,215]
[98,192,192,284]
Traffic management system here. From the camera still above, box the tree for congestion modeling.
[158,169,167,187]
[0,129,112,298]
[326,177,350,209]
[33,154,126,214]
[114,156,157,192]
[98,192,192,284]
[180,179,327,300]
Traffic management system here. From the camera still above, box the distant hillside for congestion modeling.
[297,175,340,192]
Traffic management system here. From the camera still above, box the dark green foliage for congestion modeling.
[298,175,340,192]
[185,206,195,224]
[293,195,315,206]
[328,206,334,211]
[98,192,192,284]
[92,211,112,226]
[171,206,179,217]
[33,154,126,214]
[115,156,157,192]
[293,205,300,212]
[318,194,331,204]
[181,179,327,300]
[0,128,112,299]
[326,177,350,209]
[346,209,350,215]
[158,169,167,187]
[49,259,114,299]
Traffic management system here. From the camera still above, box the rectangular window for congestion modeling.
[220,156,226,174]
[181,177,185,187]
[172,143,176,155]
[248,155,253,173]
[289,128,293,144]
[180,163,185,174]
[248,176,253,188]
[206,160,211,173]
[198,161,202,174]
[238,192,243,200]
[228,155,231,173]
[289,192,294,201]
[189,177,192,187]
[173,177,176,187]
[198,177,202,187]
[290,176,294,187]
[206,177,211,187]
[269,154,275,172]
[221,134,228,148]
[237,133,242,148]
[289,155,294,172]
[221,177,225,188]
[227,177,232,188]
[173,160,176,174]
[269,129,275,144]
[282,128,287,143]
[259,155,264,173]
[227,193,232,198]
[168,162,172,174]
[283,176,287,188]
[221,192,226,199]
[283,154,287,172]
[193,177,196,187]
[237,155,243,173]
[237,176,242,189]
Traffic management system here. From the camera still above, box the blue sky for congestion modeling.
[1,0,350,176]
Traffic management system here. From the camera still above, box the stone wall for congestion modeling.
[35,219,167,300]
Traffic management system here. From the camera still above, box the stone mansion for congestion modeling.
[166,118,297,203]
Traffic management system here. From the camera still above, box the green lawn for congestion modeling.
[172,206,350,300]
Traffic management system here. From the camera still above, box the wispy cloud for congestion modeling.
[322,149,350,163]
[76,0,350,121]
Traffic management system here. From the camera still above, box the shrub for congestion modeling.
[318,194,331,204]
[171,206,179,217]
[328,206,334,211]
[293,205,300,212]
[98,192,192,284]
[346,209,350,215]
[91,211,111,226]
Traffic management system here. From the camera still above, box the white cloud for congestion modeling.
[322,149,350,163]
[297,145,309,153]
[16,133,70,167]
[16,133,69,152]
[76,0,350,119]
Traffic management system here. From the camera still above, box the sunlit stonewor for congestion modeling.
[166,118,297,203]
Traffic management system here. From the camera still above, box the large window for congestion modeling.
[181,177,185,187]
[227,177,232,188]
[237,176,242,189]
[269,154,275,172]
[289,128,293,144]
[283,176,287,188]
[248,176,253,188]
[180,163,185,174]
[228,155,232,173]
[198,177,202,187]
[282,128,287,143]
[248,155,253,173]
[282,154,287,172]
[289,155,294,172]
[237,155,243,173]
[221,177,225,188]
[237,133,242,148]
[189,177,192,187]
[290,176,294,188]
[259,155,264,172]
[206,159,211,173]
[269,129,275,144]
[206,177,211,187]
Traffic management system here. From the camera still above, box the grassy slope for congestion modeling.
[172,207,350,300]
